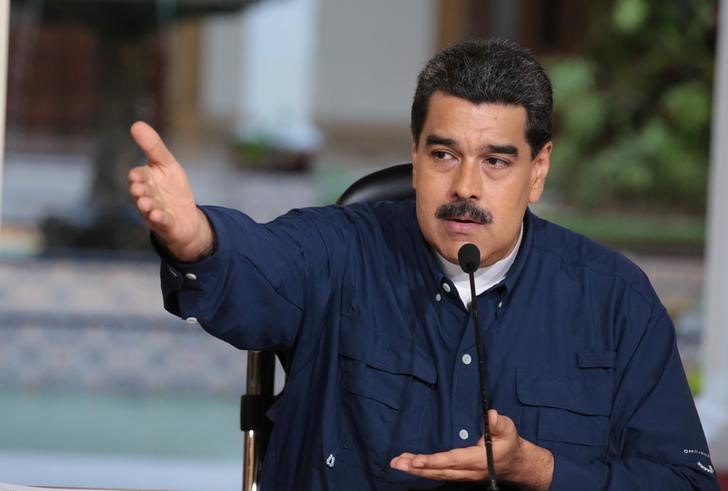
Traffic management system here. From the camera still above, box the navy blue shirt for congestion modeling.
[158,200,717,490]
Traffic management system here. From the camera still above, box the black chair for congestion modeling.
[240,162,414,491]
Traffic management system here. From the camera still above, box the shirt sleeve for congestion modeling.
[550,298,719,490]
[155,205,349,351]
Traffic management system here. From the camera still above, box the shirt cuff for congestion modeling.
[153,207,231,319]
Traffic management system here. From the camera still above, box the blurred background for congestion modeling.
[0,0,725,489]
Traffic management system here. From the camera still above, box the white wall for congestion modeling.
[200,12,245,123]
[200,0,438,130]
[314,0,437,126]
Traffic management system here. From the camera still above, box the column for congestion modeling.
[696,0,728,465]
[236,0,322,153]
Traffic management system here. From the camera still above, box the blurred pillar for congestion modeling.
[166,19,203,135]
[0,0,8,230]
[696,0,728,463]
[235,0,322,153]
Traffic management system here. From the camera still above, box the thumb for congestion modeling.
[488,409,515,437]
[130,121,178,168]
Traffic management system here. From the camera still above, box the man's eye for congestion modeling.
[485,157,508,167]
[432,151,453,160]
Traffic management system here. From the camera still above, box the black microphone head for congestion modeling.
[458,243,481,274]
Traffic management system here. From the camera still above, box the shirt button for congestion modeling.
[442,282,451,293]
[498,301,503,309]
[185,316,198,324]
[435,293,442,302]
[185,273,197,281]
[325,453,335,468]
[462,353,472,365]
[458,429,469,440]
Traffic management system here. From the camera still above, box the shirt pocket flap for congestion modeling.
[340,328,437,385]
[516,367,612,416]
[537,404,609,446]
[578,350,616,368]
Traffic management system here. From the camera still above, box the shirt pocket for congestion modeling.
[338,325,437,475]
[516,351,615,457]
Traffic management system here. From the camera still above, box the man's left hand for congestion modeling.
[389,409,553,490]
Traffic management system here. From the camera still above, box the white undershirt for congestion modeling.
[436,224,523,308]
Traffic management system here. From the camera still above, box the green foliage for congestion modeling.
[540,207,705,253]
[687,368,703,396]
[547,0,716,212]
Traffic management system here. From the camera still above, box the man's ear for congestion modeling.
[411,141,418,190]
[528,141,552,204]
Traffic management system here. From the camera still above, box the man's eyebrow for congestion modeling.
[484,144,519,156]
[425,134,459,148]
[425,135,519,157]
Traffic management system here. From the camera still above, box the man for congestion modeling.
[128,39,718,490]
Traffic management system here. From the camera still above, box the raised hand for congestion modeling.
[128,121,214,262]
[390,409,553,490]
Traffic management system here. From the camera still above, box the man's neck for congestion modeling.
[437,224,523,308]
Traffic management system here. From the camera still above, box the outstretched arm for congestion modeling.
[128,121,214,262]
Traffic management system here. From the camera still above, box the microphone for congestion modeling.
[458,243,498,491]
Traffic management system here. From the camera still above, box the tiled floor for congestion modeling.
[0,259,247,396]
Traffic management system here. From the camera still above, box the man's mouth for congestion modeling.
[447,215,483,224]
[442,215,487,233]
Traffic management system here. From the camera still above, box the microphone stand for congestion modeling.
[459,243,498,491]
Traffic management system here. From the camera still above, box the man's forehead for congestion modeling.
[418,94,528,149]
[428,91,526,113]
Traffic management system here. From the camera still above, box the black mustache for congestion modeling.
[435,200,492,224]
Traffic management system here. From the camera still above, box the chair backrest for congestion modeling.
[336,162,414,205]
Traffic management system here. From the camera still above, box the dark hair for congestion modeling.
[411,38,553,158]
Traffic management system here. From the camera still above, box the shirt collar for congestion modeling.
[403,200,534,307]
[436,224,523,307]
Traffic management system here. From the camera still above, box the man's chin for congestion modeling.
[437,243,470,267]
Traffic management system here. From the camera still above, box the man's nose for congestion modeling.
[449,160,482,201]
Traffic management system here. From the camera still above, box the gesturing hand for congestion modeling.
[390,409,553,490]
[128,121,213,261]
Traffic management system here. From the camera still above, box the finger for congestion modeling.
[148,207,171,229]
[129,181,147,199]
[138,204,173,234]
[130,121,177,168]
[409,446,485,470]
[128,166,149,184]
[134,196,169,226]
[390,453,420,472]
[392,466,486,481]
[391,453,415,464]
[489,409,516,438]
[489,408,499,429]
[135,196,156,215]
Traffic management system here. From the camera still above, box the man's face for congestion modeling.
[412,91,551,267]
